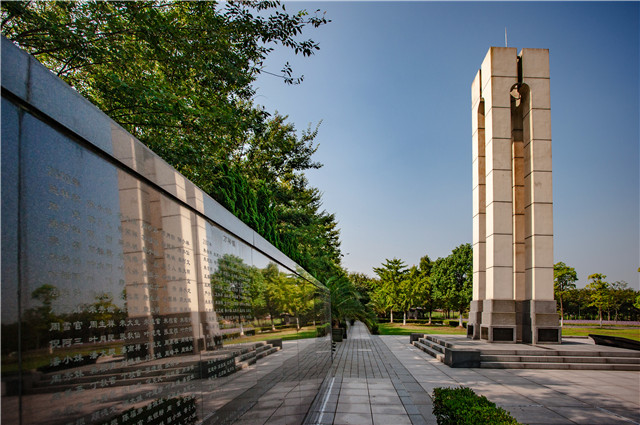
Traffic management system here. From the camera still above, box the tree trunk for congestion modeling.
[428,309,432,325]
[403,311,406,326]
[559,298,564,328]
[390,310,394,323]
[271,316,276,331]
[598,308,603,327]
[458,309,463,327]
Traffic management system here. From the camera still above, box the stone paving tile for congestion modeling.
[333,412,373,425]
[506,406,575,425]
[370,404,406,415]
[306,322,437,425]
[372,413,412,425]
[306,324,640,425]
[380,335,640,425]
[338,395,370,404]
[550,407,633,425]
[368,394,401,404]
[336,403,371,414]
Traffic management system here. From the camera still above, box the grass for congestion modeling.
[377,322,640,342]
[562,326,640,341]
[377,322,466,336]
[224,326,321,344]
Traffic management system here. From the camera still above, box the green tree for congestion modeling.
[282,277,315,331]
[348,272,378,307]
[553,262,578,327]
[24,284,61,349]
[609,281,634,321]
[2,1,342,283]
[585,273,610,327]
[432,244,473,327]
[211,254,252,335]
[326,274,373,328]
[373,258,409,323]
[416,255,437,324]
[397,266,422,325]
[261,263,287,331]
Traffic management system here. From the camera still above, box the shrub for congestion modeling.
[432,387,521,425]
[316,323,331,337]
[370,324,379,335]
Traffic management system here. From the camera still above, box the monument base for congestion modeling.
[466,300,483,340]
[470,299,561,344]
[524,299,561,344]
[480,299,517,343]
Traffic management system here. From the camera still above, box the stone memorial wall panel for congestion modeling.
[2,38,331,425]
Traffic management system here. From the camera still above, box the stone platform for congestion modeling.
[412,334,640,370]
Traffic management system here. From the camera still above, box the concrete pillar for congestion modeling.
[470,47,560,344]
[469,71,485,340]
[480,47,518,342]
[520,48,560,344]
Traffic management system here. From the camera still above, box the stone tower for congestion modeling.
[468,47,560,344]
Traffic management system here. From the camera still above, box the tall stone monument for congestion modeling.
[468,47,560,344]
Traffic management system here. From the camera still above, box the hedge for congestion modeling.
[432,387,521,425]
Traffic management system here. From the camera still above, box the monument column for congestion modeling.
[468,72,486,340]
[520,48,560,344]
[469,47,560,344]
[480,47,518,342]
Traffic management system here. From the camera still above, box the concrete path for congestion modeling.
[312,322,436,425]
[310,322,640,425]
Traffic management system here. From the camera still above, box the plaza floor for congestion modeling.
[309,322,640,425]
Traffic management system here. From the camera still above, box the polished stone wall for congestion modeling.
[1,37,331,425]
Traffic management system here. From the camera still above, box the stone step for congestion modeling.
[256,346,280,360]
[412,341,444,362]
[481,354,640,364]
[26,342,280,394]
[480,349,640,358]
[424,335,456,349]
[481,361,640,371]
[28,370,198,394]
[417,338,445,354]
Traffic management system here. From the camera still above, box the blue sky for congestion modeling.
[253,1,639,289]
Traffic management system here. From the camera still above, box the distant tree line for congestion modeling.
[350,247,639,327]
[554,263,639,325]
[352,243,473,327]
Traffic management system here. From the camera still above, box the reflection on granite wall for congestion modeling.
[1,37,331,425]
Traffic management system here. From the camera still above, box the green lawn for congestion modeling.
[376,322,640,342]
[377,322,466,336]
[562,326,640,341]
[226,326,320,344]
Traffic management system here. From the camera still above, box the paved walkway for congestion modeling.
[310,323,436,425]
[309,322,640,425]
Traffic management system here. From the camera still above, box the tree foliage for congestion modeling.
[373,258,409,323]
[431,244,472,326]
[1,1,340,282]
[585,273,610,327]
[326,275,374,327]
[553,262,578,327]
